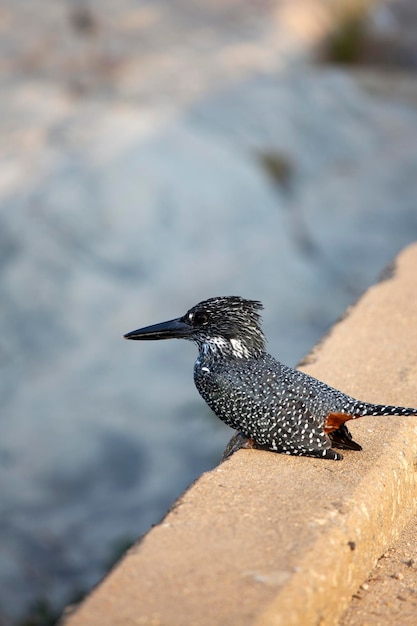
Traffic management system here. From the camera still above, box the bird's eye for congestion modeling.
[193,311,209,326]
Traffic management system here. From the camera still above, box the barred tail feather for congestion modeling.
[352,402,417,418]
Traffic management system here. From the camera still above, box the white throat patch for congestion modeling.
[230,338,250,358]
[200,336,249,358]
[202,336,229,356]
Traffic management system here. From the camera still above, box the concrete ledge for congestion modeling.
[63,244,417,626]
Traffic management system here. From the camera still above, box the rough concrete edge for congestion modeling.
[255,429,417,626]
[62,243,417,626]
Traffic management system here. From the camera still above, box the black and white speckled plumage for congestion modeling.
[125,296,417,461]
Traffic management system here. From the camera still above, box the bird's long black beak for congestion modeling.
[124,317,192,341]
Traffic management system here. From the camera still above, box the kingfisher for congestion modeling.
[124,296,417,460]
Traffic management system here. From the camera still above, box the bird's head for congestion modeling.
[124,296,266,358]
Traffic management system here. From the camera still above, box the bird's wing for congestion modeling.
[209,361,333,455]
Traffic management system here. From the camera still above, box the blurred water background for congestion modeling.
[1,0,417,623]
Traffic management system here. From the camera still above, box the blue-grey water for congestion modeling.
[1,1,417,623]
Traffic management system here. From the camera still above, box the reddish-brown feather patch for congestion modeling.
[324,412,353,433]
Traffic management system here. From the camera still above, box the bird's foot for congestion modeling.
[222,432,258,461]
